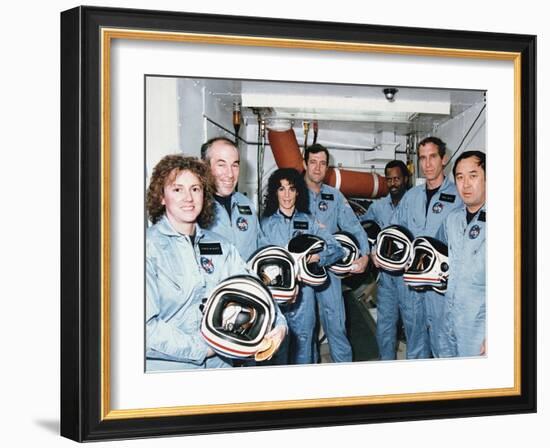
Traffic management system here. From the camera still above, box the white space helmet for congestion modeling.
[200,275,276,360]
[247,245,298,304]
[329,231,360,277]
[403,237,449,294]
[375,225,414,272]
[287,234,327,286]
[362,220,382,251]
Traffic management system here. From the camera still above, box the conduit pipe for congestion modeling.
[267,128,388,199]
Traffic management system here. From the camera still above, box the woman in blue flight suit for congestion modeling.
[145,155,286,372]
[259,168,344,365]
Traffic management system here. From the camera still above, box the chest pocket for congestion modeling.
[469,238,486,287]
[152,241,185,299]
[154,262,194,321]
[465,222,487,286]
[410,203,425,234]
[156,264,182,294]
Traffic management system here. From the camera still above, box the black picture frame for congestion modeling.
[60,5,536,442]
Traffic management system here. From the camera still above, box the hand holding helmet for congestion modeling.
[254,325,288,362]
[362,220,382,251]
[374,225,450,294]
[328,231,361,277]
[287,234,328,286]
[403,236,449,294]
[375,225,415,272]
[247,245,299,304]
[200,275,278,360]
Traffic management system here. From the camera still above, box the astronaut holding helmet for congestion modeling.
[145,155,287,372]
[259,167,344,365]
[365,159,411,360]
[391,137,463,359]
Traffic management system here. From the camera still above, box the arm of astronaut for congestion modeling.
[145,257,210,365]
[257,218,271,249]
[363,203,382,268]
[364,202,377,222]
[336,193,370,256]
[256,221,267,251]
[312,220,345,267]
[436,219,449,245]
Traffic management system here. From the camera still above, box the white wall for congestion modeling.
[145,77,180,176]
[437,102,487,176]
[1,1,546,448]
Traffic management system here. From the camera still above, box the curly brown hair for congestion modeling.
[146,155,216,228]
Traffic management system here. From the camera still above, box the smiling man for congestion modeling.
[201,137,261,261]
[392,137,463,359]
[438,151,487,357]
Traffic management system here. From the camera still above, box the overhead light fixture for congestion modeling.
[383,88,398,102]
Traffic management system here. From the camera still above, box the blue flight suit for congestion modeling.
[393,176,463,358]
[260,210,344,364]
[209,192,261,262]
[146,215,286,371]
[438,205,486,357]
[308,184,370,362]
[365,194,408,360]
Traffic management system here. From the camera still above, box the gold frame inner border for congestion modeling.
[99,27,522,420]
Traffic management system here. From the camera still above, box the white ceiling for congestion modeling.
[203,78,485,134]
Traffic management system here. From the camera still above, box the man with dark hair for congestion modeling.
[438,151,487,357]
[302,143,370,363]
[201,137,261,261]
[392,137,463,358]
[365,159,409,359]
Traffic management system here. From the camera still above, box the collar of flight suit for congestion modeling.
[422,175,453,194]
[156,214,206,243]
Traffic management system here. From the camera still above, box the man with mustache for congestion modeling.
[365,160,410,360]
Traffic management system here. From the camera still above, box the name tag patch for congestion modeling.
[237,205,253,215]
[293,221,309,230]
[199,242,223,255]
[439,193,456,203]
[478,211,486,222]
[321,193,334,201]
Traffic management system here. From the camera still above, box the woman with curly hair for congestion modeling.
[145,155,286,371]
[260,168,343,365]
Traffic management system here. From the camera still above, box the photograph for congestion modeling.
[59,4,536,441]
[144,75,488,372]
